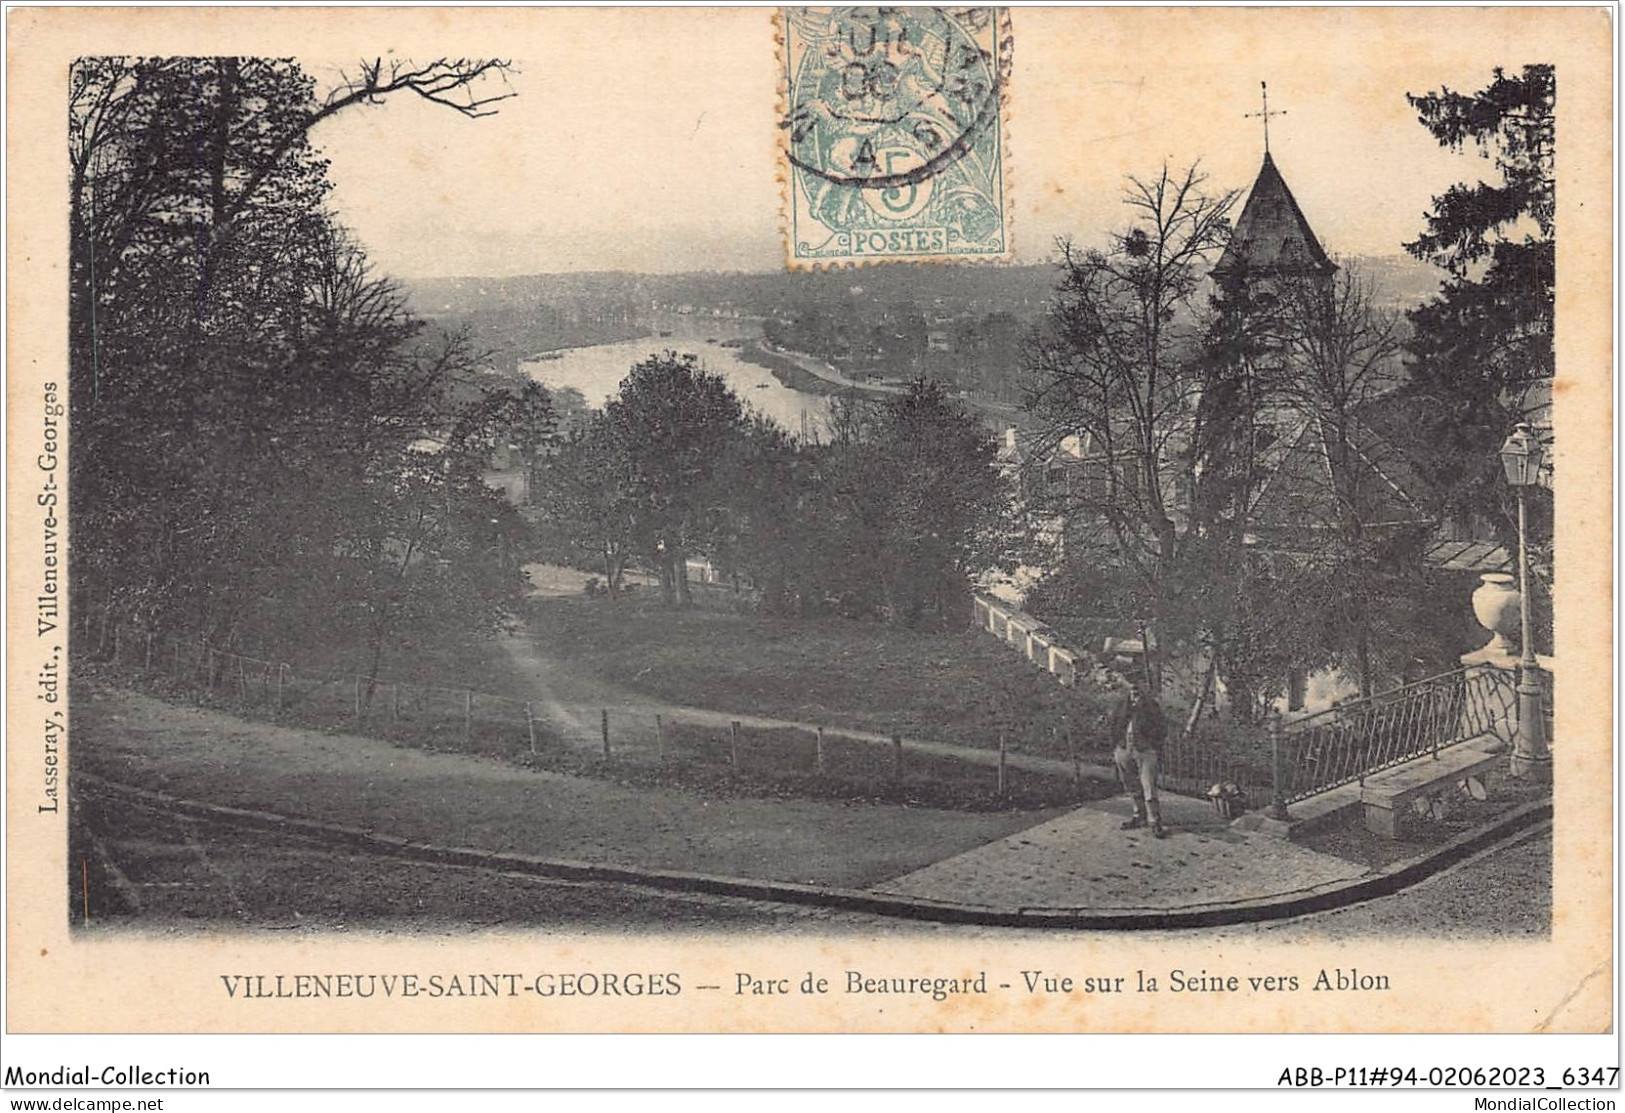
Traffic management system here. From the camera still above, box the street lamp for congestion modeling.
[1498,423,1548,774]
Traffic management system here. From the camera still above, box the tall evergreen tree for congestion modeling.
[1400,64,1554,545]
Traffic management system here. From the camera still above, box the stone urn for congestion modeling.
[1471,572,1521,655]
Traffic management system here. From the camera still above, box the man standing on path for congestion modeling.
[1108,671,1169,838]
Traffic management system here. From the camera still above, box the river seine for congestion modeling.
[520,316,831,437]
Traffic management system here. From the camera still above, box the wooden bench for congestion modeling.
[1359,738,1504,839]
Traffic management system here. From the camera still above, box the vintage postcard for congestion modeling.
[3,4,1615,1085]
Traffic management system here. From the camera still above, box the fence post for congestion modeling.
[391,683,400,725]
[1431,692,1441,761]
[601,709,611,759]
[998,730,1008,797]
[354,676,364,724]
[892,733,904,782]
[145,632,154,673]
[1266,713,1290,820]
[815,726,826,776]
[464,691,474,745]
[730,721,741,774]
[238,658,248,703]
[205,647,215,689]
[655,714,665,762]
[526,702,537,755]
[1067,717,1080,790]
[275,664,285,716]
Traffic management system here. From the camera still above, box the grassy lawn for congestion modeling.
[82,620,541,766]
[264,620,531,695]
[87,614,532,704]
[639,722,1107,810]
[70,796,945,934]
[82,607,1109,812]
[527,594,1119,758]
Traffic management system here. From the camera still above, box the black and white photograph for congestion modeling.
[3,2,1615,1095]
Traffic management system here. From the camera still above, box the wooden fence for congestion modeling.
[76,614,1089,810]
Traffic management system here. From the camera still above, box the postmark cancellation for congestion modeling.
[779,6,1011,268]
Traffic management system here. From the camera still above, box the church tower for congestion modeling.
[1213,80,1335,297]
[1208,99,1430,552]
[1211,151,1335,293]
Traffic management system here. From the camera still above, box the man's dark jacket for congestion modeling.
[1106,694,1168,751]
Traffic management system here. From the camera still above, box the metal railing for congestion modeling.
[1157,729,1273,807]
[1273,666,1517,805]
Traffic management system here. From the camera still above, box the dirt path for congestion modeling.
[74,686,1058,890]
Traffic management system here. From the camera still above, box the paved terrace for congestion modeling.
[874,794,1364,912]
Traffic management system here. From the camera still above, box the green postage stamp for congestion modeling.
[781,7,1011,267]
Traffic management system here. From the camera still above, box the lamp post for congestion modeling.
[1498,423,1549,775]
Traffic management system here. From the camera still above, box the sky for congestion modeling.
[307,7,1590,278]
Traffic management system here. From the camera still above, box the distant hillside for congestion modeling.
[1344,254,1444,311]
[404,275,649,373]
[405,266,1063,321]
[401,255,1443,383]
[405,255,1437,325]
[402,267,1063,380]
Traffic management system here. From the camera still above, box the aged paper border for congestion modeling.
[4,5,1615,1067]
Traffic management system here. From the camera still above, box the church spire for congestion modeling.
[1215,82,1333,281]
[1212,150,1334,281]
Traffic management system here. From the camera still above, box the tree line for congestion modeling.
[69,56,534,677]
[764,304,1028,401]
[533,357,1021,627]
[66,54,1019,677]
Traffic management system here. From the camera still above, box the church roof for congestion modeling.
[1247,411,1433,543]
[1214,152,1335,278]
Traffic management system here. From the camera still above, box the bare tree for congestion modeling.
[71,57,517,410]
[1271,266,1420,697]
[323,58,517,118]
[1274,266,1406,434]
[1025,164,1239,690]
[230,59,517,238]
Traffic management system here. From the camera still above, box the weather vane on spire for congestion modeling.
[1245,80,1287,154]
